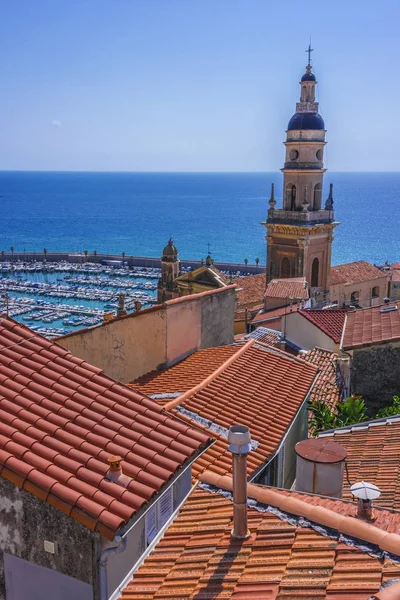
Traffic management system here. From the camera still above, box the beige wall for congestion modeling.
[330,275,388,308]
[283,310,337,352]
[58,286,236,383]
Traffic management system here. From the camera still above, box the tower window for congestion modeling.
[316,149,323,160]
[311,257,319,287]
[372,286,379,298]
[280,257,291,278]
[313,184,322,210]
[350,291,359,304]
[286,184,296,210]
[289,149,299,161]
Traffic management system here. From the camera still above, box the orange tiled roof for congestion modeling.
[119,479,400,600]
[251,304,289,324]
[265,277,309,300]
[234,273,266,307]
[164,341,318,479]
[130,345,238,396]
[319,417,400,509]
[391,269,400,282]
[234,304,263,322]
[303,347,344,411]
[0,317,211,540]
[330,261,385,286]
[342,303,400,350]
[299,308,349,343]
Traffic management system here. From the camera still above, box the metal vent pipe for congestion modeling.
[228,425,251,539]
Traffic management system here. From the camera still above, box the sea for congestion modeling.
[1,171,400,266]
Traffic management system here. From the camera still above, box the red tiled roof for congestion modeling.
[319,417,400,509]
[164,341,318,479]
[342,303,400,350]
[119,481,400,600]
[330,261,385,286]
[0,317,211,539]
[130,346,238,396]
[234,273,266,307]
[299,308,349,343]
[265,277,309,300]
[234,305,263,322]
[303,347,344,412]
[391,270,400,282]
[251,304,289,324]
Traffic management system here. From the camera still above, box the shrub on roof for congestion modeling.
[376,395,400,419]
[309,395,368,436]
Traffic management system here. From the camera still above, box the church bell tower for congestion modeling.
[262,46,338,299]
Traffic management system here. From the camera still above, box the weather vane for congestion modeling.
[306,40,314,66]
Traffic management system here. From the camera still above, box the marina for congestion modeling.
[0,261,163,338]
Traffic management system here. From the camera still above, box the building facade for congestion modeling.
[262,50,339,301]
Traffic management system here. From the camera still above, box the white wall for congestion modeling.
[283,310,337,352]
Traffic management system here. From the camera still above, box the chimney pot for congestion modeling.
[228,425,251,540]
[107,455,123,472]
[350,481,381,521]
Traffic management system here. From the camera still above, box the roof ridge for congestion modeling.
[163,339,255,411]
[199,471,400,557]
[318,414,400,437]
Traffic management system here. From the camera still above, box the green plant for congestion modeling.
[376,396,400,418]
[309,395,368,436]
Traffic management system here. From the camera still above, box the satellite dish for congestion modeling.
[350,481,381,501]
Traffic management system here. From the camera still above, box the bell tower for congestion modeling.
[262,46,338,300]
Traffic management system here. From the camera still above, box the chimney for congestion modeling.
[228,425,251,539]
[106,455,131,487]
[350,481,381,521]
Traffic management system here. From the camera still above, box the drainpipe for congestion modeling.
[228,425,251,539]
[98,536,127,600]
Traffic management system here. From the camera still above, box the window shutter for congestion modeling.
[157,488,173,529]
[145,504,157,544]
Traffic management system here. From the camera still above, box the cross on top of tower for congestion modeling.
[306,41,314,68]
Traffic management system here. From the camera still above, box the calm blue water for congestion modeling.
[1,171,399,265]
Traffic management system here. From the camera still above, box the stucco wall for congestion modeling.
[330,275,388,308]
[283,310,337,352]
[351,342,400,415]
[58,286,236,383]
[0,478,98,600]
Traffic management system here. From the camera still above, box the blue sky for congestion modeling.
[1,0,399,171]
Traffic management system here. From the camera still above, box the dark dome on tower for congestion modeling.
[301,72,316,82]
[287,112,325,131]
[162,238,178,261]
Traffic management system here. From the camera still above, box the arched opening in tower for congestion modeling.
[311,257,319,287]
[286,184,296,211]
[280,256,291,279]
[313,184,322,210]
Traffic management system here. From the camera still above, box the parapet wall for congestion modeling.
[58,286,236,383]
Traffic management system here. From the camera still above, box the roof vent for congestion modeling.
[380,305,398,313]
[106,455,131,488]
[228,425,251,540]
[351,481,381,521]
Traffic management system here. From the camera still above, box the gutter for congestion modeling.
[97,439,214,600]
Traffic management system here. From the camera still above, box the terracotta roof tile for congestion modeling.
[265,277,309,300]
[342,303,400,350]
[319,417,400,510]
[299,308,349,343]
[0,317,211,539]
[168,342,318,479]
[303,347,345,412]
[330,261,385,286]
[251,305,289,325]
[118,480,400,600]
[131,346,238,396]
[234,273,266,307]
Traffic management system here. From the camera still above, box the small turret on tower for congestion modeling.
[157,238,180,303]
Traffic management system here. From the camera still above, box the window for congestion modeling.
[350,291,359,303]
[372,286,379,298]
[280,257,291,279]
[313,183,322,210]
[311,257,319,287]
[285,184,296,210]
